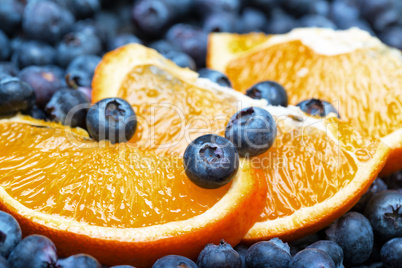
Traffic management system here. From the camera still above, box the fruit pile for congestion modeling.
[0,0,401,267]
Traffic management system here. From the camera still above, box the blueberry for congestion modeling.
[329,0,360,27]
[281,0,319,18]
[198,68,232,88]
[381,237,402,268]
[162,51,196,70]
[148,40,180,55]
[152,255,197,268]
[45,89,89,129]
[236,8,268,34]
[225,107,277,157]
[93,11,121,46]
[268,238,291,254]
[364,190,402,242]
[76,87,93,103]
[23,105,47,121]
[58,254,101,268]
[0,0,26,36]
[8,235,57,268]
[382,170,402,189]
[296,99,340,118]
[337,19,375,35]
[325,212,374,265]
[197,240,241,268]
[247,0,277,15]
[0,212,21,259]
[18,65,65,108]
[306,241,344,267]
[0,256,8,268]
[132,0,174,38]
[107,33,142,51]
[56,31,102,68]
[66,55,101,88]
[0,30,10,61]
[183,134,239,189]
[234,244,248,268]
[245,81,288,107]
[65,0,101,20]
[245,240,292,268]
[203,12,236,33]
[86,98,137,144]
[379,26,402,50]
[310,0,330,17]
[353,178,387,213]
[166,24,208,67]
[12,41,56,69]
[23,0,74,44]
[266,9,297,34]
[298,15,337,29]
[194,0,241,18]
[0,76,36,117]
[290,248,335,268]
[0,62,18,77]
[290,233,323,251]
[110,266,135,268]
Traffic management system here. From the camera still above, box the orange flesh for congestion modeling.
[0,122,230,228]
[225,40,402,139]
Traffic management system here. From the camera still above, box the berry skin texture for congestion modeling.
[0,76,36,117]
[290,248,335,268]
[197,240,242,268]
[45,89,89,129]
[225,107,277,157]
[183,134,239,189]
[152,255,197,268]
[0,0,25,36]
[8,235,57,268]
[245,81,288,107]
[245,240,292,268]
[86,98,137,144]
[353,178,387,213]
[381,237,402,268]
[0,30,10,61]
[23,105,47,121]
[306,240,344,268]
[12,41,56,69]
[325,212,374,266]
[0,211,21,258]
[234,244,248,268]
[364,190,402,242]
[57,254,101,268]
[297,98,340,118]
[0,256,8,268]
[66,55,101,88]
[198,68,232,88]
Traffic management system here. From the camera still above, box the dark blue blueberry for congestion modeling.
[107,33,142,51]
[166,24,208,67]
[325,212,374,265]
[65,0,101,20]
[266,9,297,34]
[197,240,241,268]
[329,0,360,27]
[0,0,26,36]
[381,237,402,268]
[56,31,102,68]
[0,256,8,268]
[310,0,330,17]
[86,98,137,144]
[0,62,18,77]
[268,238,290,254]
[290,233,322,251]
[234,244,248,268]
[58,254,101,268]
[245,81,288,107]
[353,178,387,212]
[163,51,196,70]
[298,15,337,29]
[281,0,319,17]
[0,211,21,258]
[194,0,241,18]
[290,248,335,268]
[71,19,101,40]
[66,55,101,88]
[110,266,135,268]
[306,241,344,268]
[365,0,402,32]
[23,105,47,121]
[163,0,194,17]
[8,235,57,268]
[0,76,36,117]
[93,11,121,46]
[337,19,375,35]
[148,40,180,55]
[132,0,174,38]
[76,87,92,103]
[382,170,402,189]
[247,0,277,15]
[0,30,10,61]
[18,65,65,108]
[364,190,402,242]
[225,107,277,157]
[183,134,239,189]
[380,26,402,50]
[236,8,268,34]
[22,0,75,44]
[203,12,236,33]
[12,41,56,69]
[245,240,292,268]
[297,99,340,118]
[198,68,231,88]
[45,89,89,129]
[152,255,197,268]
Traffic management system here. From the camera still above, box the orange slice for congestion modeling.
[207,28,402,176]
[0,115,265,268]
[92,44,389,243]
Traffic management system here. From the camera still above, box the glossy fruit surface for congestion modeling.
[0,211,21,258]
[297,99,340,118]
[58,254,101,268]
[381,238,402,268]
[245,81,288,107]
[198,68,232,88]
[245,240,292,268]
[12,41,56,69]
[152,255,197,268]
[290,248,335,268]
[0,76,35,117]
[197,240,241,268]
[306,240,343,267]
[66,55,101,88]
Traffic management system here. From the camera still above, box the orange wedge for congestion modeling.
[207,28,402,176]
[92,44,389,244]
